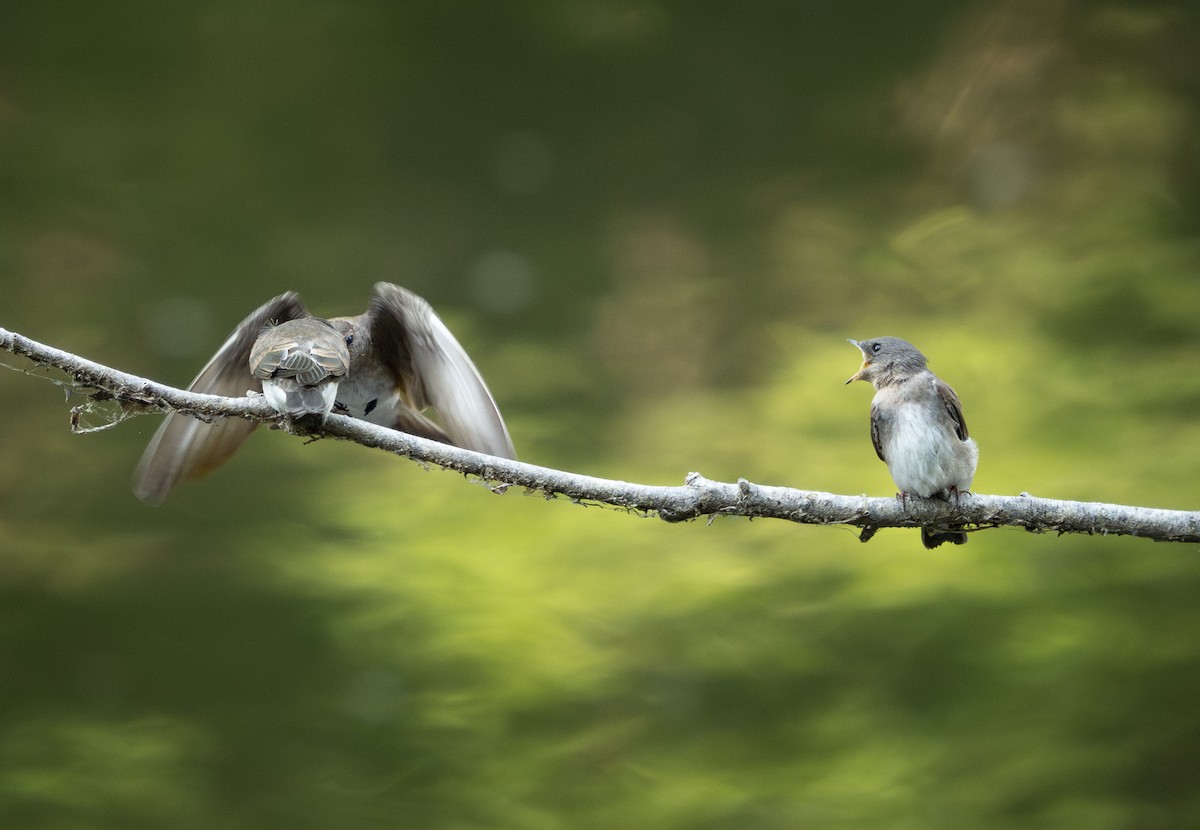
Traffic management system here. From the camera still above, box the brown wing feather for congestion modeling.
[390,408,454,445]
[132,292,309,504]
[935,379,969,441]
[366,282,516,459]
[868,402,887,463]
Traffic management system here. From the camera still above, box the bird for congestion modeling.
[845,336,978,548]
[132,282,516,504]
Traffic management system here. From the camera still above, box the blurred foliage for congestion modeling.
[2,1,1200,827]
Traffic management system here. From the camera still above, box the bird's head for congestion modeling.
[845,337,928,386]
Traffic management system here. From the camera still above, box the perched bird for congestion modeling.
[845,336,978,548]
[133,282,516,504]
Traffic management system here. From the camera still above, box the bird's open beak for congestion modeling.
[845,339,869,384]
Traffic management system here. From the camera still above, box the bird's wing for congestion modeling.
[935,378,970,441]
[132,292,309,504]
[868,402,888,463]
[366,282,516,459]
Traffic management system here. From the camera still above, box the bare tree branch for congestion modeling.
[4,326,1199,543]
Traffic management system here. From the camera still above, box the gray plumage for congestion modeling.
[250,317,350,417]
[846,336,978,549]
[132,282,516,504]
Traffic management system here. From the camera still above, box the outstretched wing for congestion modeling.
[366,282,516,459]
[132,292,309,504]
[935,378,969,441]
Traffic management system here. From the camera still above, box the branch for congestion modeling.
[4,326,1198,543]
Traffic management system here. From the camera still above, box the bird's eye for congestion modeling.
[871,342,882,354]
[344,334,354,346]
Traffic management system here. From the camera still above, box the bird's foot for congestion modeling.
[932,485,971,506]
[947,485,972,507]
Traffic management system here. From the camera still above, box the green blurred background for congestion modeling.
[2,1,1200,827]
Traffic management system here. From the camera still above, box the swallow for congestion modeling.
[846,336,978,548]
[133,282,516,504]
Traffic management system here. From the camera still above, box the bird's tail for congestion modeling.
[921,526,968,549]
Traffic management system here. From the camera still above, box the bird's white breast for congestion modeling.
[876,392,978,498]
[334,364,403,427]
